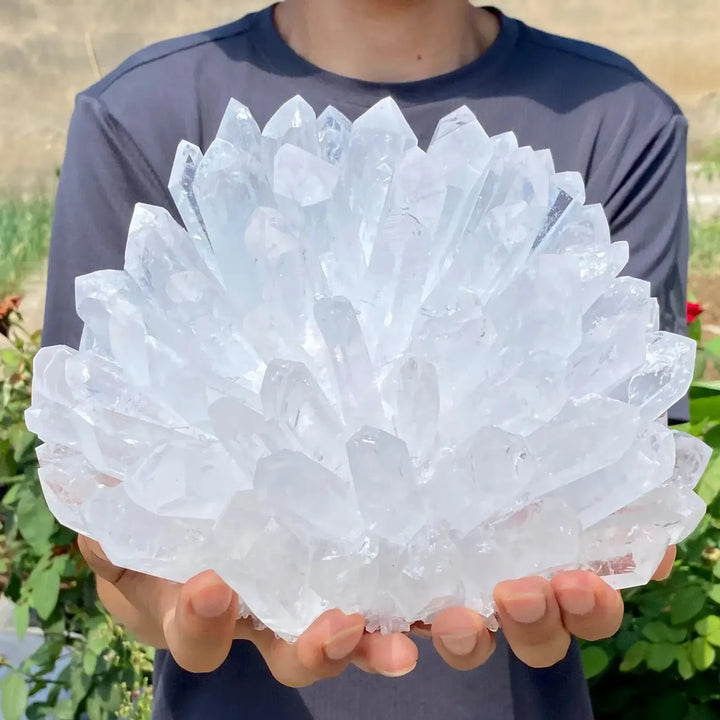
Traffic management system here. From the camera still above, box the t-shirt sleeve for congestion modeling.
[42,94,175,350]
[601,111,690,422]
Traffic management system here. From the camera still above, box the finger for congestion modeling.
[551,571,623,642]
[495,576,570,668]
[163,570,239,673]
[80,537,239,672]
[78,535,168,620]
[77,535,126,584]
[651,546,676,581]
[353,632,419,678]
[430,607,496,671]
[235,610,366,687]
[297,610,365,669]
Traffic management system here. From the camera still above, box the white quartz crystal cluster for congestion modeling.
[27,97,710,640]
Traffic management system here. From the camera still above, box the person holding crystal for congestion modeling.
[44,1,688,718]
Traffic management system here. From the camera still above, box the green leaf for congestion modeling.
[581,645,609,679]
[704,339,720,358]
[708,585,720,606]
[0,439,18,478]
[0,348,21,370]
[695,615,720,636]
[82,649,98,676]
[636,590,669,617]
[619,640,649,671]
[25,702,51,720]
[697,452,720,504]
[69,665,92,706]
[689,318,703,343]
[16,490,56,550]
[677,652,695,679]
[1,482,21,506]
[13,603,29,639]
[29,634,64,673]
[642,621,686,643]
[691,379,720,396]
[0,672,29,720]
[705,424,720,450]
[85,694,106,720]
[670,585,707,624]
[695,351,708,382]
[96,682,123,712]
[707,629,720,648]
[664,625,687,643]
[86,624,110,656]
[53,698,76,720]
[646,642,680,672]
[691,637,716,670]
[691,396,720,425]
[7,424,36,463]
[699,612,720,647]
[29,566,61,620]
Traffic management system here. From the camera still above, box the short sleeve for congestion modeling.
[601,112,690,422]
[42,94,175,349]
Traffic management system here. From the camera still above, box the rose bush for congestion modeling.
[0,300,153,720]
[581,302,720,719]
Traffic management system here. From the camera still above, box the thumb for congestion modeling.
[163,570,239,673]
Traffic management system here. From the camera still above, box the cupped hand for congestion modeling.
[78,536,418,686]
[428,546,676,670]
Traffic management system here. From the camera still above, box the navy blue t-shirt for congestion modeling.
[44,5,690,719]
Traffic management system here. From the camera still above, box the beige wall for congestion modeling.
[499,0,720,158]
[1,0,718,192]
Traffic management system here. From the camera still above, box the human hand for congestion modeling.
[425,546,676,670]
[78,536,418,686]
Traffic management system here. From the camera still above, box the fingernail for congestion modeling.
[503,593,547,624]
[324,624,364,661]
[439,632,478,656]
[380,662,417,678]
[554,585,596,616]
[190,584,234,618]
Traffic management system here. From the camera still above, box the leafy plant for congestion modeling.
[0,303,153,720]
[582,304,720,719]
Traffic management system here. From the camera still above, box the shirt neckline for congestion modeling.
[251,4,521,105]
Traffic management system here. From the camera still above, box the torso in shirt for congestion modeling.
[46,6,688,718]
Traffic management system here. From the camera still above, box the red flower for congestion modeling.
[687,301,704,325]
[0,294,22,338]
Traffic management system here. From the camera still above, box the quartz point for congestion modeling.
[216,99,262,159]
[168,141,210,250]
[262,95,320,158]
[317,106,352,166]
[346,427,424,544]
[28,97,709,640]
[254,451,362,543]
